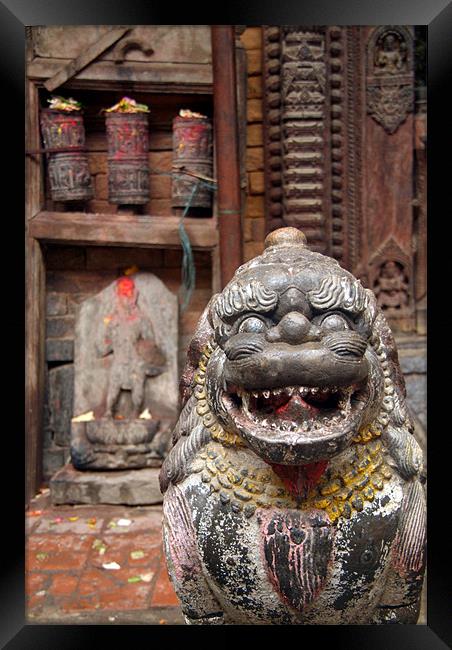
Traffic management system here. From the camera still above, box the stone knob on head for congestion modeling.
[264,227,308,249]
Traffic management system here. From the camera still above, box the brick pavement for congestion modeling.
[26,491,184,625]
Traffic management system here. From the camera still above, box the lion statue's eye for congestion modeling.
[238,316,267,333]
[320,313,350,331]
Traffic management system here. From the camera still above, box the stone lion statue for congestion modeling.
[160,228,426,625]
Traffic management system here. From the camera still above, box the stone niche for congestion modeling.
[50,271,178,505]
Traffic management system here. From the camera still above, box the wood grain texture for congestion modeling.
[44,27,130,92]
[29,211,218,250]
[29,60,213,92]
[26,81,45,504]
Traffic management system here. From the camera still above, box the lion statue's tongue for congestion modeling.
[274,391,321,420]
[270,461,329,501]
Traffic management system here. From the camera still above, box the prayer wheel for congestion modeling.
[172,114,213,209]
[40,109,94,202]
[105,112,150,204]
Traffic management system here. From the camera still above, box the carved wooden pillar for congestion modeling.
[264,26,331,254]
[263,25,420,333]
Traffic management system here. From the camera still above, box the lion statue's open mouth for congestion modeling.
[200,231,384,465]
[224,379,367,438]
[209,357,378,464]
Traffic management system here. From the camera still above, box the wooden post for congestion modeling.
[211,26,243,287]
[25,79,46,505]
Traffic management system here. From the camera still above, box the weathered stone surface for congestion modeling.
[405,374,427,430]
[42,425,54,449]
[50,464,163,505]
[398,349,427,374]
[43,447,68,480]
[395,340,426,432]
[46,339,74,362]
[46,315,75,339]
[46,292,67,316]
[48,364,74,446]
[71,272,178,471]
[67,293,91,314]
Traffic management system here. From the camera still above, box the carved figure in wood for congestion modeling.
[374,261,409,312]
[374,33,407,74]
[160,227,426,624]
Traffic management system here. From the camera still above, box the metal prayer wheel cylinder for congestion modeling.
[40,109,94,202]
[172,116,213,209]
[105,112,150,204]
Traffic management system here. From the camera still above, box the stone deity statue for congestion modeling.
[96,276,165,419]
[71,272,178,470]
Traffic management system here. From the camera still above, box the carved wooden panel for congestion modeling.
[263,25,420,332]
[32,26,212,64]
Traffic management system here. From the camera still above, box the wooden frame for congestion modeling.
[25,75,46,505]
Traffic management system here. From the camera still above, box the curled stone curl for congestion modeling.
[308,275,369,314]
[214,280,278,321]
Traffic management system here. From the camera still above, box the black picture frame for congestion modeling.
[8,0,451,646]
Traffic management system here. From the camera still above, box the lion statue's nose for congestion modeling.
[266,311,322,344]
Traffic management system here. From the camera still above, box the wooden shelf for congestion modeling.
[28,60,213,93]
[29,210,218,250]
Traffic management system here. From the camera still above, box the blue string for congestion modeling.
[148,167,217,312]
[179,182,199,312]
